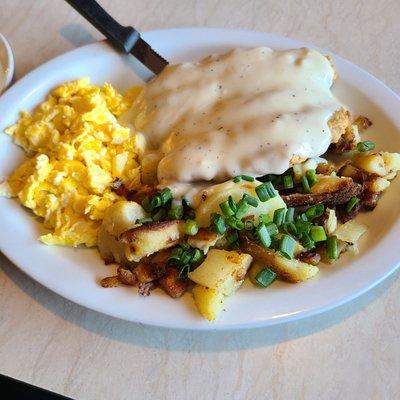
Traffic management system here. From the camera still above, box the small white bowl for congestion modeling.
[0,33,14,93]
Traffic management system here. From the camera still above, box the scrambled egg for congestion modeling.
[2,78,143,247]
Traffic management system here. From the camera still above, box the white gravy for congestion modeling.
[124,47,344,189]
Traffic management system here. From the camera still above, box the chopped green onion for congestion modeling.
[345,196,360,213]
[226,216,245,230]
[305,204,324,220]
[244,219,255,230]
[228,195,237,213]
[283,222,298,236]
[152,208,166,221]
[255,181,277,202]
[135,217,153,225]
[265,222,279,237]
[285,207,295,223]
[178,264,191,278]
[227,231,239,246]
[159,188,173,204]
[242,193,259,207]
[283,174,294,189]
[295,219,312,234]
[259,214,271,225]
[235,199,250,219]
[279,234,297,259]
[273,208,286,226]
[326,235,338,259]
[301,233,315,250]
[150,195,163,209]
[168,247,183,264]
[241,175,255,182]
[301,175,311,193]
[185,219,199,236]
[305,169,317,186]
[190,249,204,264]
[357,141,375,152]
[255,268,277,288]
[168,204,184,220]
[256,224,272,248]
[310,225,327,242]
[179,250,192,266]
[233,176,242,183]
[211,213,226,235]
[297,213,308,222]
[141,196,153,213]
[219,200,235,217]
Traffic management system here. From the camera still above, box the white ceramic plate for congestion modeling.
[0,28,399,330]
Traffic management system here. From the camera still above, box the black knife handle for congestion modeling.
[65,0,139,53]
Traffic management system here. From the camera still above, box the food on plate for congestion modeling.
[2,47,400,321]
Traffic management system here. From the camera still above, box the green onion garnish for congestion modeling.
[135,217,153,225]
[228,195,237,213]
[283,174,294,189]
[310,225,327,242]
[152,208,166,221]
[283,222,298,236]
[295,219,311,234]
[211,213,226,235]
[301,175,311,193]
[235,199,250,219]
[297,213,308,222]
[219,199,235,217]
[305,169,317,186]
[179,250,192,266]
[345,196,360,213]
[256,224,272,248]
[160,188,173,204]
[305,204,324,220]
[168,204,184,220]
[279,234,297,259]
[227,231,239,246]
[168,247,183,264]
[265,222,279,237]
[259,214,271,225]
[241,175,255,182]
[185,219,199,236]
[300,232,315,250]
[190,248,204,264]
[357,141,375,152]
[273,208,287,226]
[326,235,338,259]
[150,195,163,209]
[242,193,259,207]
[285,207,295,223]
[226,216,245,230]
[141,196,153,213]
[255,181,277,202]
[255,268,277,288]
[233,176,242,183]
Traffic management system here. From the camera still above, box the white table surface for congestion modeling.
[1,1,399,399]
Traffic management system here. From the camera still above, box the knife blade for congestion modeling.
[65,0,168,75]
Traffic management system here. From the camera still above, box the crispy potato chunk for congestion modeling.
[328,108,351,143]
[100,276,119,288]
[192,284,225,321]
[158,268,188,298]
[239,236,319,283]
[188,249,253,296]
[117,267,138,286]
[187,228,220,254]
[121,220,184,262]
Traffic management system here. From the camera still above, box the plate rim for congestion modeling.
[0,27,399,331]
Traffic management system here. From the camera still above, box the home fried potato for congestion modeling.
[192,285,225,321]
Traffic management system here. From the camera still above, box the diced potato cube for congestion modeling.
[187,228,220,254]
[382,152,400,174]
[369,177,390,193]
[335,220,367,244]
[188,249,253,295]
[353,153,387,176]
[195,180,286,227]
[192,284,225,321]
[121,220,185,262]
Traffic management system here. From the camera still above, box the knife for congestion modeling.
[65,0,168,74]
